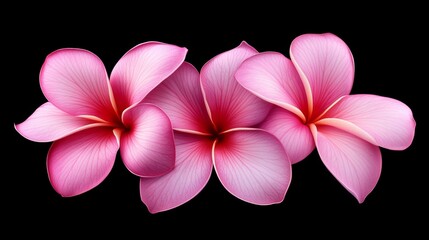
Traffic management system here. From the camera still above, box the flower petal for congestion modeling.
[121,103,175,177]
[200,41,272,130]
[47,127,119,197]
[144,62,212,133]
[110,42,188,113]
[214,129,291,205]
[40,48,116,121]
[259,106,315,164]
[15,102,99,142]
[140,132,213,213]
[320,94,416,150]
[235,52,308,120]
[290,33,354,120]
[311,124,381,203]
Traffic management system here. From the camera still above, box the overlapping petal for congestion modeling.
[15,102,101,142]
[200,41,272,130]
[290,33,355,120]
[18,32,416,211]
[214,129,291,205]
[144,62,212,133]
[47,127,119,197]
[18,41,191,204]
[311,124,381,203]
[319,94,416,150]
[140,132,213,213]
[121,103,175,177]
[235,52,308,120]
[40,48,117,121]
[259,107,315,164]
[110,42,188,113]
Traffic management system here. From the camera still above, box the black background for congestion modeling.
[4,4,424,237]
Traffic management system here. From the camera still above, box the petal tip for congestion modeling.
[237,40,257,52]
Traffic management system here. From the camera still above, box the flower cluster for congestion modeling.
[15,33,416,213]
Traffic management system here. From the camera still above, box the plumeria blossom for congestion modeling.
[15,42,188,197]
[141,42,292,213]
[235,33,416,203]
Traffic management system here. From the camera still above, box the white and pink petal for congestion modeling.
[213,129,291,205]
[144,62,212,133]
[120,103,175,177]
[320,94,416,150]
[140,132,213,213]
[40,48,117,121]
[15,102,101,142]
[47,127,119,197]
[200,41,272,129]
[290,33,355,119]
[310,124,381,203]
[259,107,315,164]
[235,51,308,120]
[110,42,188,113]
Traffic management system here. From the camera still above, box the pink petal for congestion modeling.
[140,132,213,213]
[214,129,291,205]
[311,124,381,203]
[290,33,355,120]
[320,94,416,150]
[40,48,117,121]
[110,42,188,113]
[144,62,213,134]
[259,106,315,164]
[15,102,100,142]
[235,52,308,120]
[47,127,119,197]
[121,103,175,177]
[200,41,272,130]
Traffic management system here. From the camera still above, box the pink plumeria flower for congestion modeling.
[235,33,416,203]
[15,42,188,197]
[141,42,292,213]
